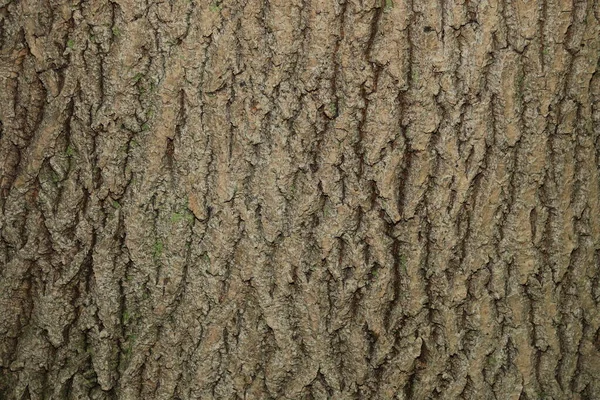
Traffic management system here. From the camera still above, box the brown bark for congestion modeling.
[1,0,600,399]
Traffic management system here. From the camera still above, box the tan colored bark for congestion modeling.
[1,0,600,399]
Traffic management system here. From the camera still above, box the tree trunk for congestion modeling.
[1,0,600,399]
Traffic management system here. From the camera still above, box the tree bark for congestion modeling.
[1,0,600,399]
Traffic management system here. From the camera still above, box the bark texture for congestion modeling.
[1,0,600,399]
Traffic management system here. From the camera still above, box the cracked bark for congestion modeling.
[1,0,600,399]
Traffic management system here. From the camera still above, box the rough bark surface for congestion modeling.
[1,0,600,399]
